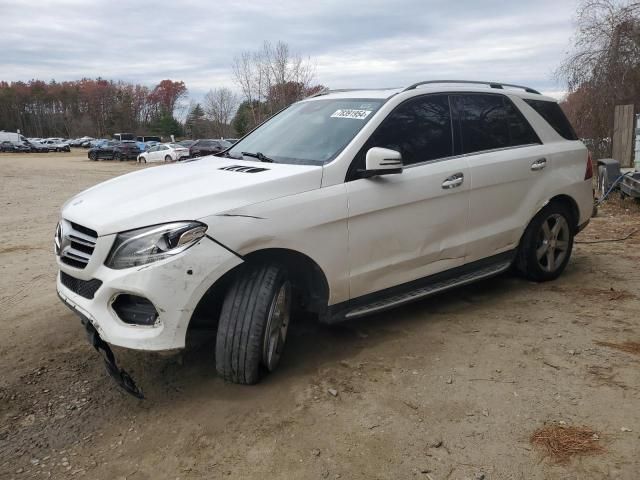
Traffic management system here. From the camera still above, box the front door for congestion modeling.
[345,94,470,299]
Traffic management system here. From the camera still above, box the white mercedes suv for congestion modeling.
[56,80,593,393]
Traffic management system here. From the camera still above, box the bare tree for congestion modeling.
[204,87,239,138]
[232,41,316,129]
[558,0,640,153]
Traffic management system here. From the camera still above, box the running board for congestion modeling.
[344,260,512,319]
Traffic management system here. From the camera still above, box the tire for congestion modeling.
[164,155,172,163]
[516,202,575,282]
[215,263,292,385]
[89,151,97,161]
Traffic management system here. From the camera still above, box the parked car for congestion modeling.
[114,141,141,160]
[178,139,196,149]
[223,138,239,144]
[0,141,18,152]
[137,143,189,163]
[12,142,32,153]
[70,137,92,147]
[55,80,593,395]
[88,140,140,161]
[29,141,52,153]
[43,139,71,152]
[189,139,231,157]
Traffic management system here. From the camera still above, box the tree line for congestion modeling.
[0,78,187,138]
[559,0,640,157]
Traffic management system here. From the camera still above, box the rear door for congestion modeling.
[451,93,548,262]
[148,145,161,162]
[345,94,470,299]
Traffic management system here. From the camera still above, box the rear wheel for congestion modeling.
[89,151,97,161]
[164,155,172,163]
[516,202,575,282]
[215,264,292,384]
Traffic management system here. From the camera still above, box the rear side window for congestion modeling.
[455,94,540,155]
[524,99,577,140]
[366,94,453,166]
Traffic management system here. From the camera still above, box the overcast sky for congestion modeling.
[0,0,578,102]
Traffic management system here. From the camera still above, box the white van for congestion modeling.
[0,131,27,144]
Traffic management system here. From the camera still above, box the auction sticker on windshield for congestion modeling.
[331,109,372,120]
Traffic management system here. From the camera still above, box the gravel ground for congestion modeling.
[1,151,639,480]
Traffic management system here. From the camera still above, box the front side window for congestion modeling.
[357,94,454,172]
[455,94,540,155]
[228,98,384,166]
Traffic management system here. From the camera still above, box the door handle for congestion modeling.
[442,172,464,189]
[531,158,547,171]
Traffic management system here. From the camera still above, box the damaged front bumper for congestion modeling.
[55,236,243,397]
[59,292,144,398]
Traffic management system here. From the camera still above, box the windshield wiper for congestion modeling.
[214,151,243,159]
[241,151,274,163]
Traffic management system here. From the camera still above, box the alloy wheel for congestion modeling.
[262,281,291,372]
[536,214,570,273]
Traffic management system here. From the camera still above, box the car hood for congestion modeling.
[61,157,323,235]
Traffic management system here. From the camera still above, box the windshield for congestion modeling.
[228,98,384,165]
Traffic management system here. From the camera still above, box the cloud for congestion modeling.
[0,0,577,99]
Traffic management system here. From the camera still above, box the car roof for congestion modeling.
[304,82,557,103]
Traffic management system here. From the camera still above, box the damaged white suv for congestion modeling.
[56,80,593,394]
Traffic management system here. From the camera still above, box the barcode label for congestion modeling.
[330,109,372,120]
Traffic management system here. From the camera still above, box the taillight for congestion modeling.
[585,151,593,180]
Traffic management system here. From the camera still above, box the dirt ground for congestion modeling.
[1,150,639,480]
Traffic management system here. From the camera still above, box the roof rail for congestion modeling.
[403,80,541,95]
[308,88,362,98]
[307,87,402,99]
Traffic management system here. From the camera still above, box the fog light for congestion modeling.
[112,294,158,326]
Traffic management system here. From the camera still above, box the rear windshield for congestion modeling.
[524,99,578,140]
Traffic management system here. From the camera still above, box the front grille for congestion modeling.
[60,271,102,299]
[58,221,98,269]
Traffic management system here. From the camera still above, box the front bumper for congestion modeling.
[57,236,242,351]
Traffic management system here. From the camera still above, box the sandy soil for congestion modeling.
[1,151,639,480]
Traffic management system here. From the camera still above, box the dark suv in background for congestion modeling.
[88,140,140,161]
[189,139,231,157]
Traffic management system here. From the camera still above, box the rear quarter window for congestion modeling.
[524,99,578,140]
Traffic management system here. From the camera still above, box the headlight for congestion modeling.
[105,222,207,269]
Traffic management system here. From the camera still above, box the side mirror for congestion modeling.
[361,147,403,178]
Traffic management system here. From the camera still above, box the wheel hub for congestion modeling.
[536,214,570,273]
